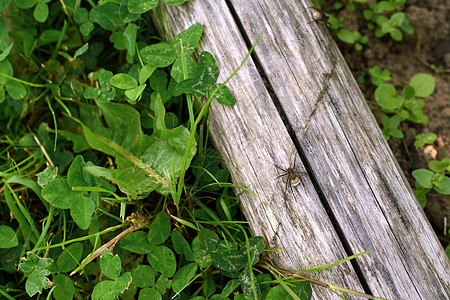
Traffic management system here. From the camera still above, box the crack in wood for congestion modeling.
[301,42,338,139]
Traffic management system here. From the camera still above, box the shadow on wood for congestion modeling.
[152,0,450,299]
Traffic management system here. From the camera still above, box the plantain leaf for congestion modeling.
[80,96,196,197]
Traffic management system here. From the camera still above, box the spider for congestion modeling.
[274,155,306,192]
[307,8,333,29]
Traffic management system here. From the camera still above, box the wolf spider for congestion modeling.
[275,155,306,192]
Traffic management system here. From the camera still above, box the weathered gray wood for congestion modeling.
[152,1,450,299]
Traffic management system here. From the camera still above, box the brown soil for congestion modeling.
[322,0,450,248]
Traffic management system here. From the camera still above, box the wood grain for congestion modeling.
[152,1,450,299]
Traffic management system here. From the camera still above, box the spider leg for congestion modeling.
[293,171,307,176]
[274,165,287,172]
[275,172,287,180]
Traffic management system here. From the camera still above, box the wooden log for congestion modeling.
[152,1,450,299]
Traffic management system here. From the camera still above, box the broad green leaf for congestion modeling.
[266,281,312,300]
[120,231,153,254]
[5,80,27,99]
[84,87,102,99]
[171,230,195,261]
[26,268,51,297]
[337,28,355,44]
[127,0,158,14]
[212,84,235,106]
[139,64,156,85]
[132,265,155,288]
[240,267,261,299]
[92,280,115,300]
[414,133,437,148]
[389,29,403,41]
[139,287,162,300]
[0,42,13,61]
[140,43,176,67]
[80,21,94,36]
[172,263,198,293]
[149,93,196,170]
[18,253,53,297]
[110,73,138,89]
[36,166,58,186]
[148,212,171,245]
[198,228,220,253]
[369,66,391,86]
[173,23,204,56]
[113,272,132,293]
[100,250,122,279]
[374,83,403,110]
[196,51,219,86]
[0,59,13,84]
[155,275,171,294]
[124,23,138,56]
[0,85,4,103]
[90,4,125,31]
[53,274,75,300]
[70,196,95,230]
[216,240,238,252]
[402,85,415,100]
[0,225,18,248]
[410,73,435,97]
[294,281,313,300]
[412,169,434,189]
[19,252,53,275]
[211,249,247,272]
[57,243,83,272]
[80,97,195,197]
[84,166,156,198]
[149,69,168,93]
[110,32,127,50]
[147,245,176,277]
[41,178,85,209]
[175,78,206,97]
[125,84,146,103]
[67,155,91,187]
[34,2,49,22]
[222,279,240,297]
[247,236,265,266]
[66,155,116,193]
[171,56,196,82]
[429,158,450,173]
[164,112,178,129]
[78,104,147,193]
[193,228,220,268]
[119,0,140,22]
[96,88,116,103]
[14,0,36,9]
[257,273,272,290]
[390,12,405,26]
[434,176,450,195]
[90,191,100,206]
[74,7,89,23]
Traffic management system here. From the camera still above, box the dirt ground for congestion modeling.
[322,0,450,248]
